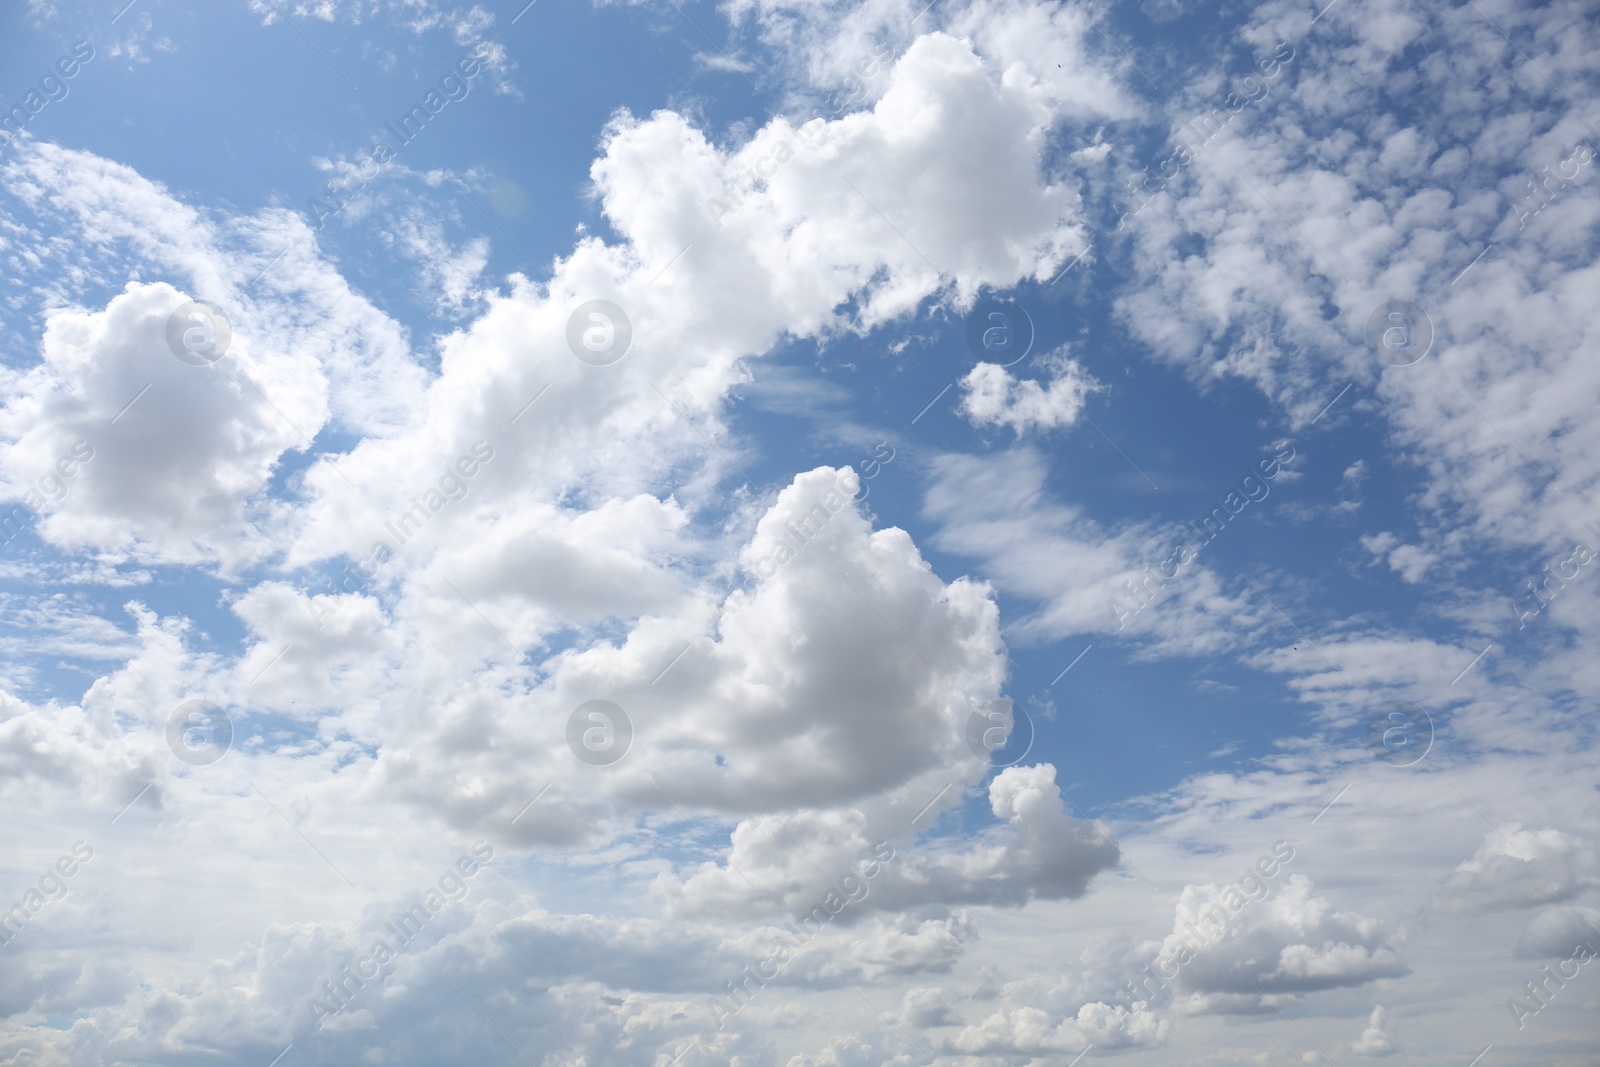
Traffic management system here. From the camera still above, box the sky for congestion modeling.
[0,0,1597,1065]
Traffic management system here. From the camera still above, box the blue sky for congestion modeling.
[1,0,1598,1065]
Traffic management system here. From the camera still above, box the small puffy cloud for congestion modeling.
[848,913,976,978]
[1151,875,1409,1013]
[1352,1005,1398,1057]
[654,763,1120,917]
[1360,531,1436,584]
[947,999,1168,1055]
[957,347,1100,435]
[1436,826,1600,913]
[899,986,958,1028]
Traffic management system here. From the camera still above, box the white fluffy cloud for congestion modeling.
[2,0,1599,1063]
[1151,874,1410,1013]
[958,347,1101,434]
[0,282,310,566]
[655,763,1120,918]
[948,999,1168,1056]
[1360,530,1437,584]
[1352,1004,1397,1056]
[1437,826,1600,914]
